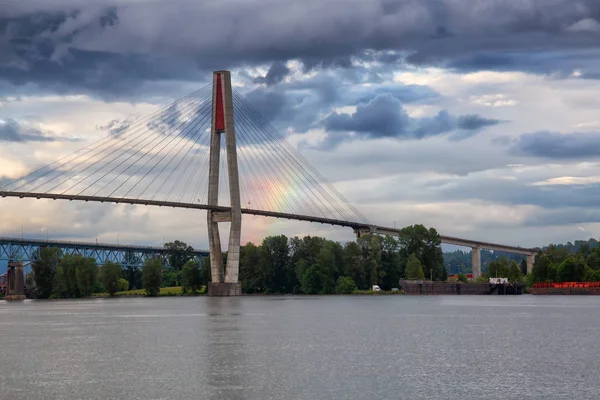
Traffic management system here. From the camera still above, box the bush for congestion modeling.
[118,278,129,292]
[335,276,357,294]
[142,259,163,296]
[457,274,468,283]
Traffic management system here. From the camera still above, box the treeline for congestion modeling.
[30,242,206,298]
[532,243,600,283]
[236,225,446,294]
[26,225,446,297]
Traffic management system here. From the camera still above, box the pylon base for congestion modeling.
[208,282,242,296]
[4,294,26,301]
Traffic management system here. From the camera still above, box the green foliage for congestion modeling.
[32,247,62,299]
[164,240,195,270]
[335,276,357,294]
[343,241,366,289]
[53,254,80,298]
[100,261,122,296]
[240,242,262,293]
[258,235,291,293]
[200,257,211,284]
[181,260,201,293]
[76,257,98,297]
[457,273,468,283]
[405,253,425,280]
[142,258,163,296]
[557,254,587,282]
[118,278,129,292]
[162,269,181,287]
[485,258,523,281]
[122,265,142,290]
[398,225,445,280]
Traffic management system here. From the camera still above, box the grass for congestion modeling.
[351,289,404,295]
[93,286,207,297]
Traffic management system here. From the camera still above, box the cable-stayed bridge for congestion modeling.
[0,71,536,296]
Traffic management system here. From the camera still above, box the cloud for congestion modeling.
[0,118,78,142]
[254,62,290,86]
[3,0,600,99]
[236,68,440,136]
[96,116,138,135]
[322,94,503,147]
[511,131,600,159]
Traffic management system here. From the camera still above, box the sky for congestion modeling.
[2,0,600,251]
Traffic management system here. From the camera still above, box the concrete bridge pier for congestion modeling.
[526,254,535,275]
[206,70,242,297]
[5,261,26,300]
[472,247,481,279]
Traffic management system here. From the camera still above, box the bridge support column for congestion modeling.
[471,246,481,279]
[206,70,242,296]
[526,254,535,275]
[5,261,26,300]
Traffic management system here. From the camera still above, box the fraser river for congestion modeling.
[1,296,598,399]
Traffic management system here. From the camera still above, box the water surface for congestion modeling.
[1,296,598,399]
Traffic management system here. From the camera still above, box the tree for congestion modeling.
[398,225,444,280]
[32,247,62,299]
[122,265,142,290]
[76,256,98,297]
[335,276,357,294]
[200,257,211,285]
[532,252,554,282]
[357,234,383,286]
[557,254,587,282]
[258,235,290,293]
[118,278,129,292]
[53,254,80,298]
[343,241,367,289]
[164,240,195,270]
[143,258,163,296]
[162,268,180,287]
[380,236,402,290]
[181,260,201,293]
[240,242,262,293]
[405,253,424,280]
[100,261,122,296]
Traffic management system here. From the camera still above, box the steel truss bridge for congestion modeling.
[0,236,208,268]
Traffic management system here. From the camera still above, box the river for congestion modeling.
[0,295,598,399]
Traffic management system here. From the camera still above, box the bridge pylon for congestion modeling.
[206,71,242,296]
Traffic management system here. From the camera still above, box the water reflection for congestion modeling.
[205,297,245,400]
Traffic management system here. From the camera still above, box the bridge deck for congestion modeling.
[0,191,537,256]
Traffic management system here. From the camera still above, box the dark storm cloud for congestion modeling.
[254,62,291,86]
[511,131,600,159]
[3,0,600,98]
[238,68,440,135]
[322,94,503,147]
[0,118,77,142]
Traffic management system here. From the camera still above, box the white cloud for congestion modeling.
[532,176,600,186]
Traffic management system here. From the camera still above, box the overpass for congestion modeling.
[368,227,538,277]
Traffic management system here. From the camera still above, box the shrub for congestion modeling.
[335,276,357,294]
[118,278,129,292]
